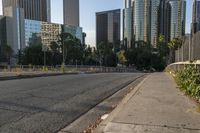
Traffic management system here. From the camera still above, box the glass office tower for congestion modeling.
[134,0,150,45]
[192,0,200,33]
[150,0,160,47]
[123,0,133,48]
[196,1,200,31]
[134,0,145,42]
[2,0,51,22]
[96,9,121,47]
[169,0,186,40]
[25,20,83,46]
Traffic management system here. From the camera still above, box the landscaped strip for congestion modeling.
[170,65,200,103]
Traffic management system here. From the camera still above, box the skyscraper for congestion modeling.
[192,0,200,34]
[150,0,160,47]
[123,0,134,48]
[134,0,145,42]
[169,0,186,40]
[2,0,51,22]
[63,0,80,26]
[159,0,171,42]
[144,0,151,44]
[96,9,121,46]
[196,1,200,31]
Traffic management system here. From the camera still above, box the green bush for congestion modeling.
[175,65,200,99]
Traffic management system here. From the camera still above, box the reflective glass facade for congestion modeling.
[62,25,83,43]
[195,1,200,31]
[96,9,121,46]
[123,8,133,48]
[25,19,41,46]
[150,0,160,47]
[134,0,144,41]
[169,0,186,40]
[25,19,83,46]
[124,0,132,8]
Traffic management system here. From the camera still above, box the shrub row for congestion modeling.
[175,65,200,101]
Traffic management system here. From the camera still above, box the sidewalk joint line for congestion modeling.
[112,122,200,131]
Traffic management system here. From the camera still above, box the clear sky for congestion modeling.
[0,0,193,46]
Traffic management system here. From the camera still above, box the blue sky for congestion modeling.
[0,0,193,46]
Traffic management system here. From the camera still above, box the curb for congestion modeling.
[0,72,96,81]
[93,74,149,133]
[58,74,146,133]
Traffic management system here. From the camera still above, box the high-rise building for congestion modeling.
[123,0,134,48]
[2,6,25,64]
[144,0,151,44]
[169,0,186,40]
[159,0,171,42]
[134,0,145,42]
[150,0,161,47]
[24,19,83,46]
[96,9,121,47]
[192,0,200,34]
[196,1,200,31]
[134,0,151,46]
[63,0,79,26]
[2,0,51,22]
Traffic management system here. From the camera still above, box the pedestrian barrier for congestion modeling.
[0,65,137,73]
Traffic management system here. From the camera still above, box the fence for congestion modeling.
[0,65,137,73]
[166,61,200,72]
[175,31,200,62]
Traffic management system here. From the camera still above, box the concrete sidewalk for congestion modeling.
[94,73,200,133]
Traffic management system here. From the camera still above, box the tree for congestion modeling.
[97,42,117,67]
[157,35,169,64]
[50,41,60,53]
[58,32,74,65]
[3,44,13,65]
[50,41,61,66]
[168,38,182,63]
[117,50,127,66]
[21,43,51,65]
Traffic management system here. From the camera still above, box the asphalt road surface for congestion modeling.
[0,73,144,133]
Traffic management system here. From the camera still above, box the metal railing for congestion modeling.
[0,65,137,73]
[166,60,200,72]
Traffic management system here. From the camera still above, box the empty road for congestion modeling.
[0,73,144,133]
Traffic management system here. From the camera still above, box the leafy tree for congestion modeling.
[3,44,13,65]
[97,42,117,67]
[117,50,127,66]
[168,37,183,63]
[50,41,61,66]
[58,32,74,64]
[21,43,44,65]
